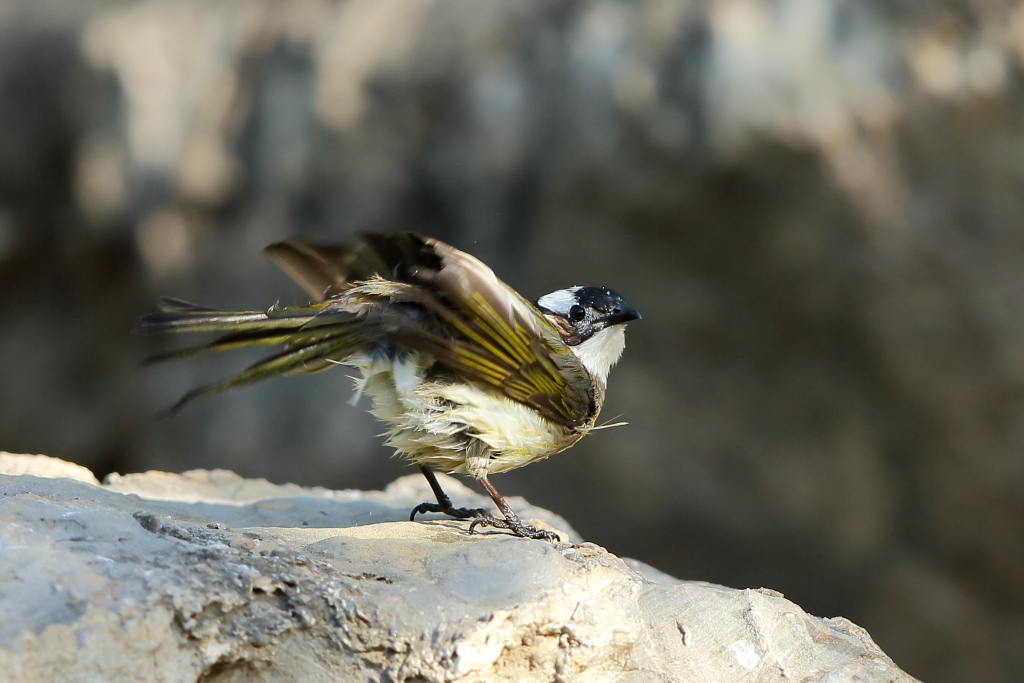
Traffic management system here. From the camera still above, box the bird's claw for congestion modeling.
[410,501,491,521]
[469,516,561,542]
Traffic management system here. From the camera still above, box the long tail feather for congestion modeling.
[136,297,335,333]
[149,311,363,359]
[145,328,308,363]
[164,332,365,413]
[140,295,369,410]
[137,298,278,334]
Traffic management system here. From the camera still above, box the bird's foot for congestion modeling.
[410,499,491,521]
[469,515,561,542]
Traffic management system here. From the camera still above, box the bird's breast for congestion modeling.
[346,351,585,475]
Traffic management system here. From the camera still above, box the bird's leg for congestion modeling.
[409,466,492,521]
[468,476,561,542]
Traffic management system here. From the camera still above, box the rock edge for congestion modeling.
[0,453,916,682]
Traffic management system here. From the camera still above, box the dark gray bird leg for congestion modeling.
[410,466,491,521]
[469,476,560,542]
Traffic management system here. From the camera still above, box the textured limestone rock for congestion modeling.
[0,453,915,682]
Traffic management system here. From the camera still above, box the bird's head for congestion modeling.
[536,286,641,383]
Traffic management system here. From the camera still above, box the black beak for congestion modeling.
[601,309,642,326]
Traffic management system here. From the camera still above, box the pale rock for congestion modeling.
[0,453,916,682]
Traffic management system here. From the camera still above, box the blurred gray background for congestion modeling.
[2,1,1023,680]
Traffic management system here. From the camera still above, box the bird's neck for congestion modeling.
[570,326,626,384]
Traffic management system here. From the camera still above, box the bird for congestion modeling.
[138,233,641,541]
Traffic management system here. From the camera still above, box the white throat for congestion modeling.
[570,325,627,384]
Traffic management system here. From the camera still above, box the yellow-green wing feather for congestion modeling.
[399,237,596,427]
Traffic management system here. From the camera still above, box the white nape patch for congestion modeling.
[727,640,759,670]
[536,286,581,314]
[570,325,626,383]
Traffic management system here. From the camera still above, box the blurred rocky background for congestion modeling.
[1,1,1022,680]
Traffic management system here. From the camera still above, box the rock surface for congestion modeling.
[0,453,915,682]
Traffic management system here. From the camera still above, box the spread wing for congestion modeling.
[264,234,439,301]
[143,234,596,425]
[266,234,597,427]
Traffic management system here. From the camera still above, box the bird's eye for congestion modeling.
[568,304,586,322]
